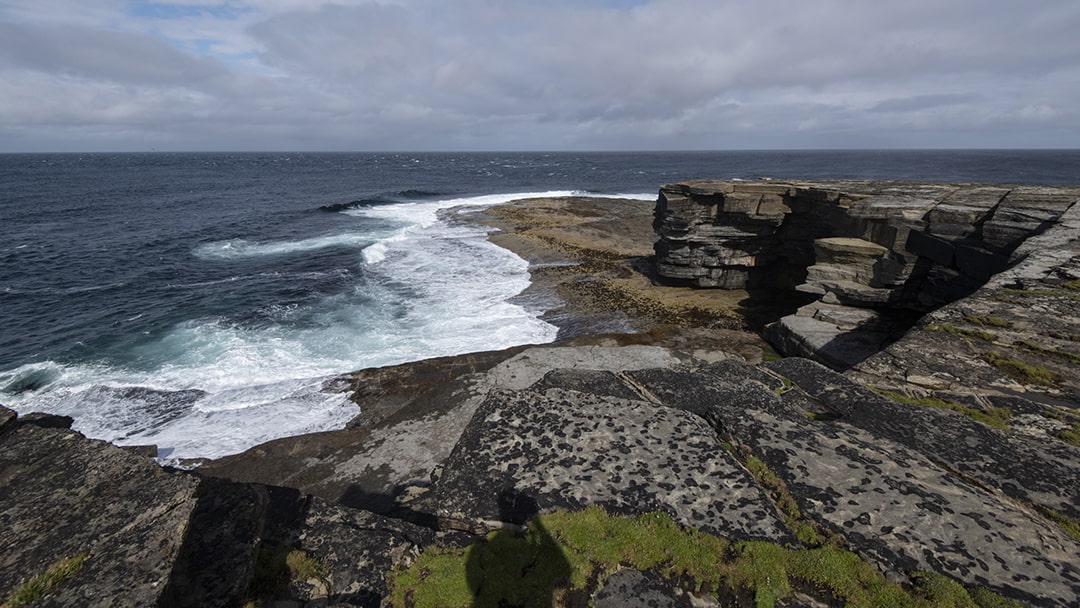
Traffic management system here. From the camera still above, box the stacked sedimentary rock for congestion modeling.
[654,179,1080,369]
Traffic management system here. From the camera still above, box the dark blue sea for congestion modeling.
[2,150,1077,462]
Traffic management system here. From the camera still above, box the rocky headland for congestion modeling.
[3,180,1079,607]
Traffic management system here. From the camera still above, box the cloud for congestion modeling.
[0,0,1078,151]
[0,22,226,85]
[871,94,983,113]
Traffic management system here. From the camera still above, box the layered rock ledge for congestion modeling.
[3,181,1079,607]
[654,179,1080,370]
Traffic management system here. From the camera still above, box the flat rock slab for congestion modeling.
[422,387,790,542]
[630,361,1080,607]
[200,345,695,514]
[0,421,201,607]
[485,345,686,390]
[769,358,1080,522]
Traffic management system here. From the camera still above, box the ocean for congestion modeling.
[2,150,1077,463]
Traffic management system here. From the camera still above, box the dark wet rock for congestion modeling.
[0,410,436,608]
[160,477,269,608]
[290,497,435,607]
[18,411,75,429]
[121,443,160,458]
[0,404,17,433]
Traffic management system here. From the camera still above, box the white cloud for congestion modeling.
[0,0,1077,150]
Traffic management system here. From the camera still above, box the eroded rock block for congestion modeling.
[0,423,202,607]
[654,180,1079,368]
[292,498,435,606]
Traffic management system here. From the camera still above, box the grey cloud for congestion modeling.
[0,22,226,85]
[871,94,983,113]
[250,3,436,82]
[2,0,1079,151]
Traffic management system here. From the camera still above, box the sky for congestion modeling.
[0,0,1078,152]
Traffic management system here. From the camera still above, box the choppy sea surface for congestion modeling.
[2,150,1077,462]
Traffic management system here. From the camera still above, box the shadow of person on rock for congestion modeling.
[465,489,573,607]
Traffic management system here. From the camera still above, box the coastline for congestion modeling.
[6,180,1080,606]
[456,195,781,361]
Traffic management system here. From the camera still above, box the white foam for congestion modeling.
[0,361,357,463]
[361,242,388,264]
[4,190,571,463]
[194,233,373,260]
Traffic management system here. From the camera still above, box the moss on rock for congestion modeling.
[385,507,1018,608]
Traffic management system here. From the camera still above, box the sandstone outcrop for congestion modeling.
[653,180,1080,369]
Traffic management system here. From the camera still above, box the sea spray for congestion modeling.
[2,191,572,464]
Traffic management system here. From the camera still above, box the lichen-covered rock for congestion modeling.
[199,345,696,514]
[628,360,1080,607]
[418,386,791,542]
[768,358,1080,522]
[593,569,705,607]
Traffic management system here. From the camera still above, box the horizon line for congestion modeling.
[3,147,1080,155]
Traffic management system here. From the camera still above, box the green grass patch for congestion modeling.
[982,351,1056,386]
[385,507,1017,608]
[1014,340,1080,365]
[2,554,88,608]
[1054,423,1080,449]
[1063,278,1080,291]
[926,323,997,342]
[734,446,831,548]
[245,546,329,607]
[286,549,328,583]
[1004,287,1080,301]
[870,388,1011,430]
[964,315,1012,329]
[1032,505,1080,544]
